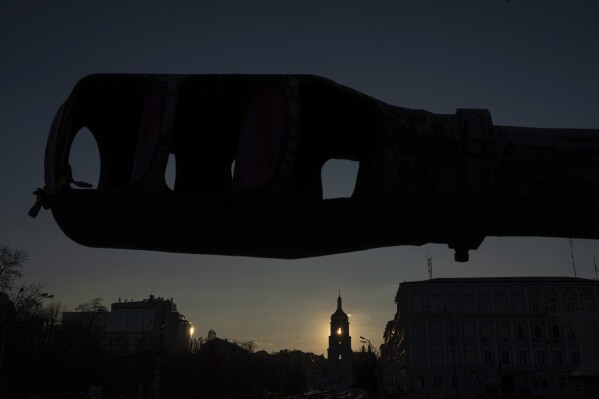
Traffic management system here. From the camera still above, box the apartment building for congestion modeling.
[63,294,192,353]
[381,277,599,399]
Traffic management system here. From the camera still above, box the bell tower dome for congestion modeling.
[327,291,353,389]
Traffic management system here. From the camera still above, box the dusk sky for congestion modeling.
[2,1,599,356]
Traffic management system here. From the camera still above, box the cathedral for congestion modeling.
[327,292,353,389]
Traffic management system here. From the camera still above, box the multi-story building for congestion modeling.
[63,295,192,353]
[108,294,191,353]
[381,277,599,399]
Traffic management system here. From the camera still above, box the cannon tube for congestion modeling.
[36,74,599,261]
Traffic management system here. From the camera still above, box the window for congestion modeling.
[534,325,543,339]
[478,295,490,312]
[447,323,458,339]
[539,376,548,389]
[536,351,546,366]
[417,376,425,387]
[512,295,525,312]
[554,351,564,367]
[563,325,576,341]
[430,322,441,338]
[465,347,477,365]
[558,378,566,390]
[581,296,592,310]
[433,376,442,388]
[501,350,510,365]
[464,322,475,338]
[448,346,459,365]
[566,296,576,311]
[451,375,459,387]
[552,325,561,339]
[480,322,492,339]
[518,350,528,365]
[415,347,426,365]
[431,348,442,365]
[573,351,580,367]
[516,325,525,338]
[498,322,510,340]
[522,376,529,390]
[429,295,440,312]
[412,295,423,312]
[444,295,456,313]
[413,323,425,339]
[483,350,493,366]
[495,295,508,312]
[462,295,474,312]
[547,297,557,312]
[531,297,540,312]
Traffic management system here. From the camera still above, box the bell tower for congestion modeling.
[327,291,353,388]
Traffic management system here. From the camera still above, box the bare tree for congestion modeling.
[75,298,107,350]
[35,301,64,372]
[40,301,63,344]
[73,298,108,386]
[234,339,257,353]
[11,282,53,320]
[207,329,217,341]
[75,297,107,313]
[0,245,27,292]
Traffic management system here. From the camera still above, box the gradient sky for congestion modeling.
[2,1,599,356]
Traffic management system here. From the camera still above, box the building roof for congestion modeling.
[331,293,348,320]
[401,276,599,285]
[111,294,177,312]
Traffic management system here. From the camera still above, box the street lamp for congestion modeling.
[360,336,381,398]
[360,336,380,356]
[187,325,195,355]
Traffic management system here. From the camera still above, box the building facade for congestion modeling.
[381,277,599,399]
[63,295,192,354]
[327,293,353,389]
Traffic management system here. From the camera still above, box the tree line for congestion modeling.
[0,245,332,398]
[0,245,379,398]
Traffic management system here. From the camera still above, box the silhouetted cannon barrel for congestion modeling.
[486,125,599,243]
[32,74,599,261]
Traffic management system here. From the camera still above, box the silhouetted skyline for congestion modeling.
[2,1,599,356]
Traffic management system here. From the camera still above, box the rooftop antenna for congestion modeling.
[426,247,433,279]
[569,238,577,278]
[593,253,599,280]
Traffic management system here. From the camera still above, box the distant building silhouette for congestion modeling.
[63,294,192,353]
[327,292,353,389]
[381,277,599,399]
